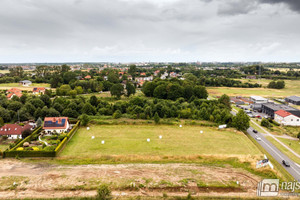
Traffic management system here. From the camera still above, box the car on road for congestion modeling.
[282,160,290,167]
[256,136,262,141]
[253,129,258,133]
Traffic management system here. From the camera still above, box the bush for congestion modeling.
[297,132,300,140]
[154,112,160,124]
[261,118,272,128]
[112,110,122,119]
[96,184,112,200]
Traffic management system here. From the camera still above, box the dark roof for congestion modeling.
[286,96,300,102]
[262,103,298,111]
[43,117,69,129]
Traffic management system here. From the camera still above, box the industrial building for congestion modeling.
[261,103,300,118]
[285,96,300,105]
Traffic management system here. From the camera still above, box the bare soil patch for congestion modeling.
[0,159,262,199]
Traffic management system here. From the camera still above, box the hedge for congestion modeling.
[4,150,55,158]
[55,137,67,153]
[55,120,80,155]
[67,121,80,139]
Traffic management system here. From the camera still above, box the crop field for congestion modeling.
[208,79,300,97]
[0,83,51,91]
[59,125,262,163]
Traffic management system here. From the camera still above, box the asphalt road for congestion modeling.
[231,110,300,181]
[247,127,300,181]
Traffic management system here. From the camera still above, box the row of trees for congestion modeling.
[142,79,208,101]
[0,92,237,126]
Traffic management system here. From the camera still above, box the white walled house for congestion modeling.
[0,124,33,139]
[43,117,70,134]
[274,110,300,126]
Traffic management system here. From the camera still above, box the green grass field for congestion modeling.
[0,83,51,91]
[208,79,300,97]
[59,125,262,163]
[0,144,9,151]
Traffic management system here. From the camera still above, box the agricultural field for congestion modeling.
[59,125,262,163]
[208,79,300,97]
[0,83,51,91]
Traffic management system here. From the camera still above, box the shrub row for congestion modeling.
[54,137,68,154]
[67,121,80,139]
[4,150,56,158]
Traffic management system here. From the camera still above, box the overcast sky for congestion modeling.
[0,0,300,63]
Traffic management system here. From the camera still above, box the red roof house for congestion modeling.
[43,117,70,134]
[0,124,33,139]
[85,75,91,79]
[33,87,46,95]
[275,110,293,118]
[6,88,22,100]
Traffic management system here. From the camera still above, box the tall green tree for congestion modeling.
[128,64,137,80]
[110,83,124,99]
[232,110,250,131]
[125,82,136,97]
[193,86,208,99]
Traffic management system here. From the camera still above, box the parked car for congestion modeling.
[253,129,258,133]
[282,160,290,167]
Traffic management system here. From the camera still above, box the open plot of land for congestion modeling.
[0,159,264,199]
[59,125,262,163]
[0,83,51,91]
[208,79,300,97]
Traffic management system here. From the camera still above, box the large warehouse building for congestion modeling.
[285,96,300,105]
[261,103,300,118]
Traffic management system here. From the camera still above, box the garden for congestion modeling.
[3,121,80,158]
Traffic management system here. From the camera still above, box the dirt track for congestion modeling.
[0,159,261,199]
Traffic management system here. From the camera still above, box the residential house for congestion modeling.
[154,70,160,76]
[160,72,168,79]
[274,110,300,126]
[19,80,32,86]
[32,87,45,95]
[6,88,22,100]
[0,124,33,139]
[84,75,91,79]
[43,117,70,134]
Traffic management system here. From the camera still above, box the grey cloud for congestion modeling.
[0,0,299,62]
[217,0,259,16]
[260,0,300,12]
